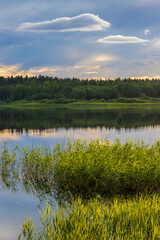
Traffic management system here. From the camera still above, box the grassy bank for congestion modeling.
[1,98,160,110]
[19,194,160,240]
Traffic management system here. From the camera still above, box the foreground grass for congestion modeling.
[19,194,160,240]
[2,139,160,239]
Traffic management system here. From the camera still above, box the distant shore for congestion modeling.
[1,98,160,109]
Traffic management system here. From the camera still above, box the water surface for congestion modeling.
[0,107,160,239]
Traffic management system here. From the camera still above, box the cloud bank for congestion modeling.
[97,35,149,44]
[0,64,57,77]
[18,13,111,32]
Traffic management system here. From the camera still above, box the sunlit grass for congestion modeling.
[18,194,160,240]
[1,138,160,196]
[1,139,160,239]
[20,138,160,196]
[3,100,160,110]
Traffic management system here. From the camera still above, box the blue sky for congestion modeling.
[0,0,160,79]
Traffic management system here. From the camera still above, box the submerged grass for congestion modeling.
[19,194,160,240]
[1,139,160,196]
[20,138,160,196]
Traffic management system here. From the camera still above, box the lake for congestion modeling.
[0,106,160,239]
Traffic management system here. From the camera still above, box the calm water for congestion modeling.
[0,106,160,239]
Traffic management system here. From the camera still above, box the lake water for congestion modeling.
[0,106,160,239]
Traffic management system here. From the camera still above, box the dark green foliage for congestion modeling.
[0,76,159,102]
[118,83,141,98]
[1,107,160,137]
[141,85,156,97]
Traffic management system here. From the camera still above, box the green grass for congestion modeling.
[1,99,160,110]
[20,139,160,196]
[1,139,160,196]
[18,194,160,240]
[1,139,160,239]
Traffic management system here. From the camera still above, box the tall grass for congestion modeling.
[49,138,160,195]
[21,145,55,195]
[1,139,160,239]
[0,142,19,191]
[18,194,160,240]
[1,139,160,196]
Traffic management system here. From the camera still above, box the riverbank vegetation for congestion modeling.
[20,139,160,196]
[18,195,160,240]
[1,76,160,103]
[1,139,160,239]
[2,139,160,196]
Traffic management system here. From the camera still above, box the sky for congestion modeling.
[0,0,160,79]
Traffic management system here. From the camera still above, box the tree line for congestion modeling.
[0,75,160,102]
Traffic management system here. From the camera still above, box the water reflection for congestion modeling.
[0,107,159,132]
[0,106,160,239]
[0,107,159,145]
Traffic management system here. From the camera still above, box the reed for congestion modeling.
[1,139,159,239]
[18,194,160,240]
[49,138,160,195]
[1,139,160,196]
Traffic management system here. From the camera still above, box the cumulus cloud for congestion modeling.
[144,29,150,35]
[97,35,149,44]
[18,13,111,32]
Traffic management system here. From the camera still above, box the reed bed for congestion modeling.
[20,138,160,195]
[1,139,160,195]
[1,139,160,239]
[18,194,160,240]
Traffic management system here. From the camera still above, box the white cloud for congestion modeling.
[90,54,117,62]
[97,35,149,44]
[18,13,111,32]
[86,71,98,74]
[153,38,160,47]
[77,54,117,66]
[144,29,150,35]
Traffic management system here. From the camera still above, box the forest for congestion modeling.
[0,75,160,102]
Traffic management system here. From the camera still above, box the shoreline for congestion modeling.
[1,100,160,109]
